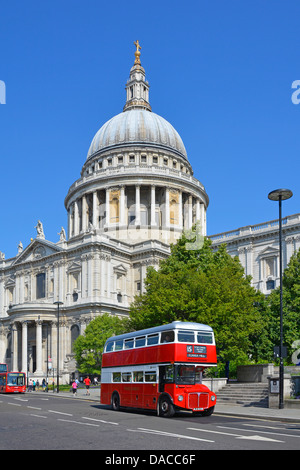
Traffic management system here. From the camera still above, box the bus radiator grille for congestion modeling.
[188,393,209,410]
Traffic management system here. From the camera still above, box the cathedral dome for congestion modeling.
[87,109,188,161]
[87,42,187,162]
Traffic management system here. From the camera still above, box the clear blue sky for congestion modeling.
[0,0,299,259]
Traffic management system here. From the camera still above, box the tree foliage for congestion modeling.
[129,234,266,364]
[73,313,129,375]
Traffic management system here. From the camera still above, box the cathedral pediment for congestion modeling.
[258,246,279,258]
[12,239,65,266]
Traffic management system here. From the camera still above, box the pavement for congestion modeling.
[30,386,300,423]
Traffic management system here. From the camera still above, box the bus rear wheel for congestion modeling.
[111,392,120,411]
[158,396,175,418]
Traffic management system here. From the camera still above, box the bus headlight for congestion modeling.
[211,395,216,402]
[178,395,184,402]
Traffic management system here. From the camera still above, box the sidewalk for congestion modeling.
[31,387,300,423]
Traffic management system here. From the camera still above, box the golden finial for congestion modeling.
[133,40,141,65]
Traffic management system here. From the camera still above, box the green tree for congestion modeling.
[73,313,129,375]
[266,248,300,362]
[130,234,266,365]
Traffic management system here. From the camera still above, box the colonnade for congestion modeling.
[68,184,206,238]
[9,318,83,377]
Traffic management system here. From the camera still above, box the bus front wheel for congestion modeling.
[111,392,120,411]
[158,396,175,418]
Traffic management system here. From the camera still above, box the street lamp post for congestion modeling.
[268,188,293,409]
[54,301,63,393]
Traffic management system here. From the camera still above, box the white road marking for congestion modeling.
[128,427,215,443]
[82,416,119,426]
[48,410,73,416]
[218,425,300,440]
[57,418,99,427]
[188,427,284,443]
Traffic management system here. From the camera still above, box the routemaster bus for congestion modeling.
[101,321,217,417]
[0,371,26,393]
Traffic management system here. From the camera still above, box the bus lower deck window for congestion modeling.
[122,372,132,382]
[133,371,143,382]
[145,371,157,382]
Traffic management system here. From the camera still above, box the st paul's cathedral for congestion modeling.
[1,42,299,383]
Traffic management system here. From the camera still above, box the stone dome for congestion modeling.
[87,109,188,161]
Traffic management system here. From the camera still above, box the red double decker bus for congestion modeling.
[0,363,8,373]
[0,372,26,394]
[101,321,217,417]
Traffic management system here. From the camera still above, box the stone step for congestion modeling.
[216,382,269,407]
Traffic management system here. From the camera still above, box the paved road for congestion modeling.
[1,391,300,452]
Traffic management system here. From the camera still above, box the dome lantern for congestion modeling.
[123,40,151,112]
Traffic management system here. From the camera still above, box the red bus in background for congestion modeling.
[0,363,8,373]
[101,321,217,417]
[0,372,26,393]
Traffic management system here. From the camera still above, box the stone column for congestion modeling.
[165,188,170,228]
[179,191,183,229]
[105,188,110,226]
[135,185,141,226]
[21,321,28,373]
[100,255,105,298]
[35,319,43,375]
[120,186,125,226]
[107,255,112,300]
[74,200,79,236]
[196,199,201,222]
[82,195,87,232]
[12,323,18,371]
[93,191,98,228]
[151,185,156,226]
[87,254,93,299]
[188,195,193,228]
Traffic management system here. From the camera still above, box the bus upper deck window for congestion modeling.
[160,330,175,343]
[115,340,124,350]
[147,334,159,345]
[124,339,134,349]
[105,342,114,352]
[135,336,146,348]
[178,330,195,343]
[197,332,213,344]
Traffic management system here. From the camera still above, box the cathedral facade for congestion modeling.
[210,213,300,295]
[1,45,299,384]
[0,46,208,383]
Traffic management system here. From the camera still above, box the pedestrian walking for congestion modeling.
[83,376,91,395]
[71,380,78,396]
